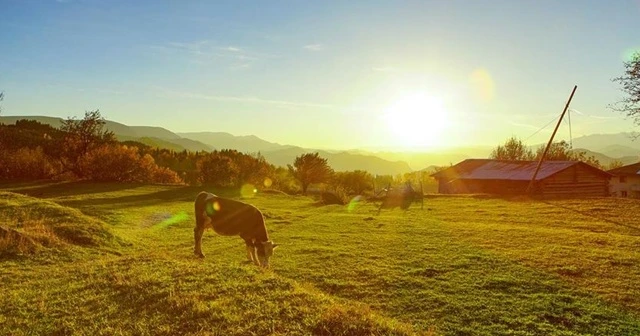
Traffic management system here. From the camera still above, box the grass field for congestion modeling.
[1,181,640,335]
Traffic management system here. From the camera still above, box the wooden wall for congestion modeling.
[435,163,611,198]
[540,164,609,197]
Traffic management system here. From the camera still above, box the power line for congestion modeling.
[524,115,560,142]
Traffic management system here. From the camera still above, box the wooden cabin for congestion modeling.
[608,162,640,198]
[431,159,611,198]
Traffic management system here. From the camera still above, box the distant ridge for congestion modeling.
[3,115,638,173]
[0,115,211,152]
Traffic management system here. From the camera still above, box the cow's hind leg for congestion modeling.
[194,224,205,258]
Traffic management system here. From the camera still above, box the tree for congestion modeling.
[288,152,333,195]
[534,140,601,168]
[607,159,624,171]
[611,51,640,130]
[490,137,534,161]
[0,91,4,115]
[334,170,373,195]
[58,110,116,176]
[196,152,240,187]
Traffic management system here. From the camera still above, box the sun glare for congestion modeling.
[383,93,449,149]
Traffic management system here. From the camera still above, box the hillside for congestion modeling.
[572,132,640,152]
[1,182,639,335]
[176,131,286,152]
[4,115,639,172]
[262,146,413,175]
[0,191,121,256]
[572,148,639,167]
[0,116,211,152]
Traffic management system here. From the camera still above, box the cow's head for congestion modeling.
[257,240,278,268]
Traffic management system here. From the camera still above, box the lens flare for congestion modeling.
[469,68,495,103]
[241,183,257,198]
[153,211,189,230]
[263,178,273,187]
[206,201,221,215]
[347,195,363,212]
[622,47,640,61]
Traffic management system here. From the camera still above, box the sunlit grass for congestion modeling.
[1,181,639,335]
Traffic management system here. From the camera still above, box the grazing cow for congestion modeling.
[194,191,277,267]
[376,182,422,215]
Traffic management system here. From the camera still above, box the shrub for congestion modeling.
[79,144,182,184]
[0,147,61,180]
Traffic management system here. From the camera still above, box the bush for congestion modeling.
[0,147,61,180]
[78,144,182,184]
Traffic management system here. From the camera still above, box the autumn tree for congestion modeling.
[79,144,182,183]
[196,152,239,187]
[334,170,373,195]
[58,110,116,176]
[490,137,534,161]
[611,51,640,131]
[288,152,333,195]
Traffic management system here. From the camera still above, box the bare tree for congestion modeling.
[58,110,116,176]
[611,51,640,134]
[0,91,4,116]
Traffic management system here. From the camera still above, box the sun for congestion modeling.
[382,93,449,149]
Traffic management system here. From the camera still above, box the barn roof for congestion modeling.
[607,162,640,176]
[431,159,611,181]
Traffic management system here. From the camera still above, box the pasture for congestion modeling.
[1,181,640,335]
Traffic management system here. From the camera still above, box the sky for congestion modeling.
[1,0,640,151]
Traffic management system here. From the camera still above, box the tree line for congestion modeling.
[488,136,624,170]
[0,111,425,196]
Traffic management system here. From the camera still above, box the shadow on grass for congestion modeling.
[543,201,640,234]
[57,186,245,211]
[6,181,145,199]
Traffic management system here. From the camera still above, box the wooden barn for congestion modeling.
[431,159,611,197]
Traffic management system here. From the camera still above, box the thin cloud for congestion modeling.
[150,41,278,68]
[569,109,619,120]
[221,46,241,52]
[303,44,324,51]
[372,66,400,73]
[156,87,334,109]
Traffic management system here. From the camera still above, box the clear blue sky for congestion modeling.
[1,0,639,150]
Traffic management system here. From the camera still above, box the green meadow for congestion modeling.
[1,182,640,335]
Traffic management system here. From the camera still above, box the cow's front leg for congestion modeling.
[244,240,258,264]
[194,225,205,258]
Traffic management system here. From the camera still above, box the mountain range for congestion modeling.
[1,115,639,174]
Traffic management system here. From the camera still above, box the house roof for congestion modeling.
[431,159,611,181]
[607,162,640,176]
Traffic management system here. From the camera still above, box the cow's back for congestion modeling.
[196,192,264,237]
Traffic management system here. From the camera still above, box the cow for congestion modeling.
[194,191,278,268]
[376,181,423,215]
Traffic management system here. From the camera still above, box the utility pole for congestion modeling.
[526,85,577,194]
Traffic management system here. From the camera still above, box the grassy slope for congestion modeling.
[1,181,639,335]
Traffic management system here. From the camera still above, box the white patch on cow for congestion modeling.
[246,246,256,262]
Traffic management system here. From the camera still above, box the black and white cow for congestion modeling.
[194,191,277,267]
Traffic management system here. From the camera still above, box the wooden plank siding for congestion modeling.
[540,164,609,197]
[432,160,611,198]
